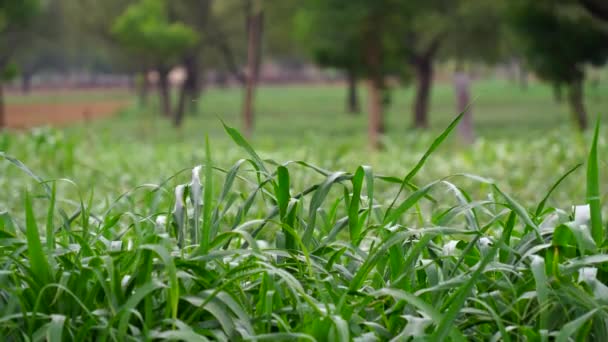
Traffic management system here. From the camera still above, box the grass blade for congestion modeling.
[222,121,268,175]
[556,309,597,342]
[25,191,52,285]
[202,136,214,252]
[587,118,602,244]
[384,112,464,221]
[535,163,582,217]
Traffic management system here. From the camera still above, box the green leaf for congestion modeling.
[202,136,214,252]
[432,241,498,341]
[385,112,464,221]
[46,314,66,342]
[46,183,56,252]
[556,309,597,342]
[587,118,602,244]
[25,191,52,285]
[140,245,179,321]
[535,163,582,217]
[222,121,268,175]
[348,166,365,243]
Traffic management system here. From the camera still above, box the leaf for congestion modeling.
[0,152,51,196]
[140,245,179,321]
[384,181,439,224]
[586,118,602,244]
[222,121,268,175]
[432,242,498,341]
[303,171,348,246]
[348,166,365,243]
[202,136,214,252]
[46,314,66,342]
[556,309,597,342]
[535,163,582,217]
[117,280,163,340]
[493,185,541,240]
[530,255,549,333]
[385,112,464,221]
[46,183,56,251]
[25,191,52,286]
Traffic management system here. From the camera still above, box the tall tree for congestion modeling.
[295,0,403,149]
[399,0,505,130]
[295,6,363,114]
[15,0,67,94]
[0,0,39,127]
[242,0,263,137]
[112,0,198,121]
[579,0,608,21]
[169,0,213,126]
[508,0,608,130]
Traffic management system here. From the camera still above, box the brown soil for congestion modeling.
[4,101,128,129]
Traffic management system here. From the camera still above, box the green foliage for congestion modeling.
[0,0,39,77]
[1,109,608,339]
[294,0,405,78]
[508,0,608,83]
[1,62,18,81]
[0,0,39,31]
[111,0,198,65]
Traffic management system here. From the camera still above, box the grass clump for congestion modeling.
[1,114,607,341]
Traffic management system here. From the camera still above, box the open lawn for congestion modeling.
[1,78,608,340]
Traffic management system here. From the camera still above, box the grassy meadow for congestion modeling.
[1,79,608,340]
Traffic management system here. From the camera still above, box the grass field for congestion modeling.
[1,78,608,340]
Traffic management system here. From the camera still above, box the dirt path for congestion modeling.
[5,101,128,129]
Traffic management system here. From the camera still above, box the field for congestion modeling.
[1,79,608,340]
[4,89,130,129]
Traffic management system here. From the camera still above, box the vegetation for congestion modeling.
[1,81,608,339]
[1,0,608,339]
[508,0,608,130]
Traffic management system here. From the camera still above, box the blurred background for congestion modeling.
[0,0,607,148]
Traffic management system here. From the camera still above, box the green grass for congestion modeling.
[1,78,608,340]
[81,78,608,144]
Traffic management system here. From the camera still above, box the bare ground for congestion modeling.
[4,101,128,129]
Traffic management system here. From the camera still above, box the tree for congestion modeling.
[508,0,608,130]
[15,0,68,94]
[579,0,608,21]
[242,0,263,137]
[168,0,212,126]
[295,6,363,114]
[112,0,198,122]
[295,0,404,149]
[440,1,507,143]
[0,0,39,127]
[398,1,506,130]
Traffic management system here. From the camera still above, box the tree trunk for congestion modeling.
[413,58,433,129]
[552,83,563,103]
[454,71,474,143]
[242,2,263,137]
[363,18,384,149]
[367,77,383,150]
[174,84,187,127]
[0,84,5,128]
[157,66,172,118]
[186,56,201,115]
[346,68,360,114]
[519,65,528,90]
[568,79,588,131]
[139,71,149,107]
[174,56,198,127]
[21,72,32,94]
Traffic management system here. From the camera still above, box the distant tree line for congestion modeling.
[0,0,607,146]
